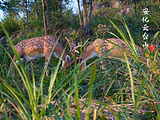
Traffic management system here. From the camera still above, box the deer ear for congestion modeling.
[66,55,70,62]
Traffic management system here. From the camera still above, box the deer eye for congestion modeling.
[66,55,70,62]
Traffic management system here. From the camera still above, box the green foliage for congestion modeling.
[0,20,159,119]
[0,0,160,119]
[0,15,20,37]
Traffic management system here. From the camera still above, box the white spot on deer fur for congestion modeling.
[34,46,37,49]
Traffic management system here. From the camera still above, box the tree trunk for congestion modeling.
[133,1,138,25]
[55,0,59,25]
[46,0,51,28]
[59,0,63,44]
[21,0,26,23]
[77,0,83,28]
[88,0,92,36]
[59,0,62,27]
[35,0,38,19]
[42,0,47,35]
[83,0,88,35]
[25,0,28,32]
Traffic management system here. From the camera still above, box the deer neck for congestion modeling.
[81,43,99,69]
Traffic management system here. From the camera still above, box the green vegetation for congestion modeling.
[0,0,160,119]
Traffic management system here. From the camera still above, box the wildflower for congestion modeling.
[150,45,155,52]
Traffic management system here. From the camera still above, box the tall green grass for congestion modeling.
[0,19,159,120]
[108,19,160,119]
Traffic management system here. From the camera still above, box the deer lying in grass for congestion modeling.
[79,38,146,73]
[9,36,81,76]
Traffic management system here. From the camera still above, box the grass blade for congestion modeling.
[0,22,35,114]
[124,53,136,119]
[85,63,97,120]
[74,74,81,119]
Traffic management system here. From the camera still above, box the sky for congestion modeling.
[0,0,80,20]
[0,0,3,20]
[67,0,81,14]
[0,9,4,20]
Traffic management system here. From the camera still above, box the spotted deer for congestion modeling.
[9,36,81,76]
[80,38,146,72]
